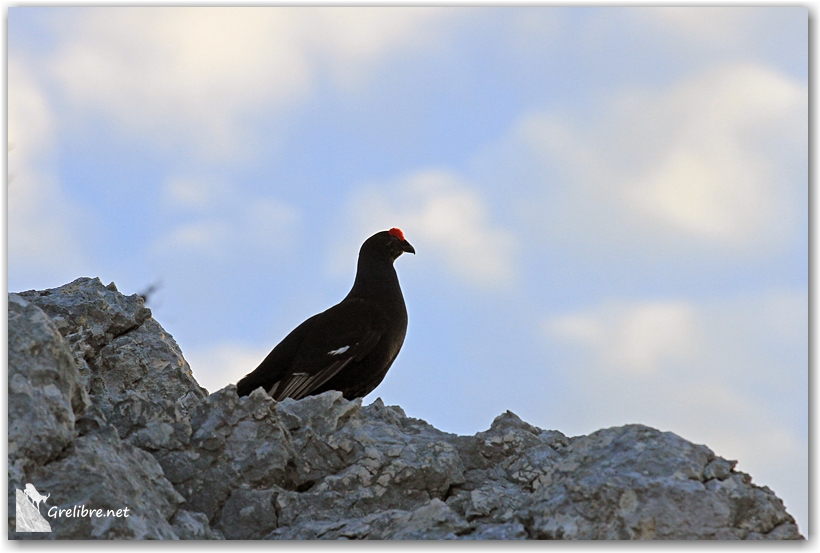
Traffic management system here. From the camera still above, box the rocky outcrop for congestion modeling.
[8,277,803,540]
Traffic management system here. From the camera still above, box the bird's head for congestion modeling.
[362,228,415,262]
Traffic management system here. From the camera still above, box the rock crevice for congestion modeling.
[8,278,803,540]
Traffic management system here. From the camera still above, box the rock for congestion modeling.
[25,424,184,539]
[17,278,151,391]
[8,284,186,539]
[154,386,294,522]
[8,294,89,469]
[219,488,279,539]
[8,294,90,535]
[518,425,796,539]
[172,510,224,540]
[18,277,207,421]
[8,279,804,540]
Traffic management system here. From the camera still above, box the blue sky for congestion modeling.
[8,7,808,533]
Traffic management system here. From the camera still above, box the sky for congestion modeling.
[7,6,808,534]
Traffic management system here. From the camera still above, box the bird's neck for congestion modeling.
[346,257,404,304]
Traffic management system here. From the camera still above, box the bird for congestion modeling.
[236,228,415,401]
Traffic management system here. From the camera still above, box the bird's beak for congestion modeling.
[401,240,416,255]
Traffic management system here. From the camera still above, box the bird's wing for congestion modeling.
[270,299,386,400]
[270,357,354,400]
[236,313,321,397]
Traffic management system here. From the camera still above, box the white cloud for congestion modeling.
[641,7,760,46]
[309,7,456,89]
[8,59,51,158]
[346,170,517,287]
[185,342,270,394]
[626,65,806,243]
[543,290,807,532]
[152,175,301,258]
[163,177,230,210]
[159,221,229,254]
[245,199,302,251]
[548,300,699,376]
[514,63,806,256]
[8,56,87,287]
[44,7,455,159]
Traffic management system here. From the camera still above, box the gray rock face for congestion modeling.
[17,278,206,417]
[8,278,803,540]
[9,294,89,469]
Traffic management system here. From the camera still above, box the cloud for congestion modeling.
[163,177,231,210]
[345,170,517,288]
[543,290,807,530]
[543,290,807,430]
[510,63,806,257]
[158,221,229,254]
[185,342,270,394]
[308,8,457,89]
[152,175,301,258]
[8,56,87,288]
[640,7,760,46]
[43,7,455,159]
[8,58,51,158]
[548,300,700,377]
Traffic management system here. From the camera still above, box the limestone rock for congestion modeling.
[154,386,295,522]
[18,277,206,420]
[517,424,796,539]
[8,285,186,539]
[9,294,89,468]
[172,509,225,540]
[8,279,804,540]
[25,423,184,539]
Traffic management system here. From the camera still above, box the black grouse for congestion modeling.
[236,228,415,400]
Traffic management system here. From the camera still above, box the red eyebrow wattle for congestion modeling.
[388,228,405,241]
